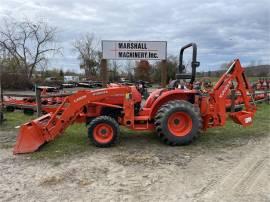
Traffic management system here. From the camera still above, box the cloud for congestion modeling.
[0,0,269,71]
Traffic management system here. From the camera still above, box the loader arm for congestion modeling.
[206,59,256,127]
[14,87,130,154]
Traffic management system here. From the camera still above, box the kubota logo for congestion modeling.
[93,90,108,96]
[219,82,231,98]
[74,95,87,103]
[112,93,125,96]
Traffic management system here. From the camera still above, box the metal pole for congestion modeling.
[35,84,42,117]
[100,59,108,88]
[265,89,270,104]
[161,60,167,88]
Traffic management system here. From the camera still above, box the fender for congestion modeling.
[140,88,197,119]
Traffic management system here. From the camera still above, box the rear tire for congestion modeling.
[155,100,202,145]
[88,116,120,147]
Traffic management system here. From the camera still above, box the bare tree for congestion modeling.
[109,61,120,82]
[0,18,59,79]
[73,33,101,78]
[122,60,135,82]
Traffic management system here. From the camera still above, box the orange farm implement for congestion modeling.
[2,90,67,115]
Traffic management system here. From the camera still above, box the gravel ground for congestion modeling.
[0,129,269,202]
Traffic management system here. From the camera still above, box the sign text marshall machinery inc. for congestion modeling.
[102,41,167,60]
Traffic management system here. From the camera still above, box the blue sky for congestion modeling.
[0,0,269,72]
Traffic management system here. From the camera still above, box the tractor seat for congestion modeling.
[176,73,192,80]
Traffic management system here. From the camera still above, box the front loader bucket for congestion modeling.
[13,113,53,154]
[13,122,46,154]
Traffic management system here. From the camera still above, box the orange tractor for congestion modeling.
[14,43,256,154]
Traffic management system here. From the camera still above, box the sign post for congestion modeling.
[35,84,42,117]
[161,60,167,88]
[100,59,108,88]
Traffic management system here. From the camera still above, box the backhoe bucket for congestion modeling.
[230,111,255,126]
[13,114,51,154]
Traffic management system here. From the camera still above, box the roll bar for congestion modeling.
[177,43,200,83]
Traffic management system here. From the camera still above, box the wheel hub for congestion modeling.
[167,112,192,137]
[93,123,113,143]
[174,119,180,125]
[101,129,107,135]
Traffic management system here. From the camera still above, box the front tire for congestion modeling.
[155,100,202,145]
[88,116,120,147]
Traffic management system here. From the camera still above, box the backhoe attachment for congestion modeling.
[211,59,256,127]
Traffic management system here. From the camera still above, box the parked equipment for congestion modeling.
[14,43,256,154]
[252,78,270,91]
[3,89,66,114]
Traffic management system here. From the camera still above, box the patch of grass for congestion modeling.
[31,125,153,159]
[0,111,34,130]
[196,104,270,148]
[31,123,90,159]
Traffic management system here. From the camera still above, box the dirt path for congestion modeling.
[0,131,269,202]
[194,138,270,202]
[201,144,269,201]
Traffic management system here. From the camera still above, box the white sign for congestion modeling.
[102,40,167,60]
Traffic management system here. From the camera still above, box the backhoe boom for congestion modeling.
[202,59,256,128]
